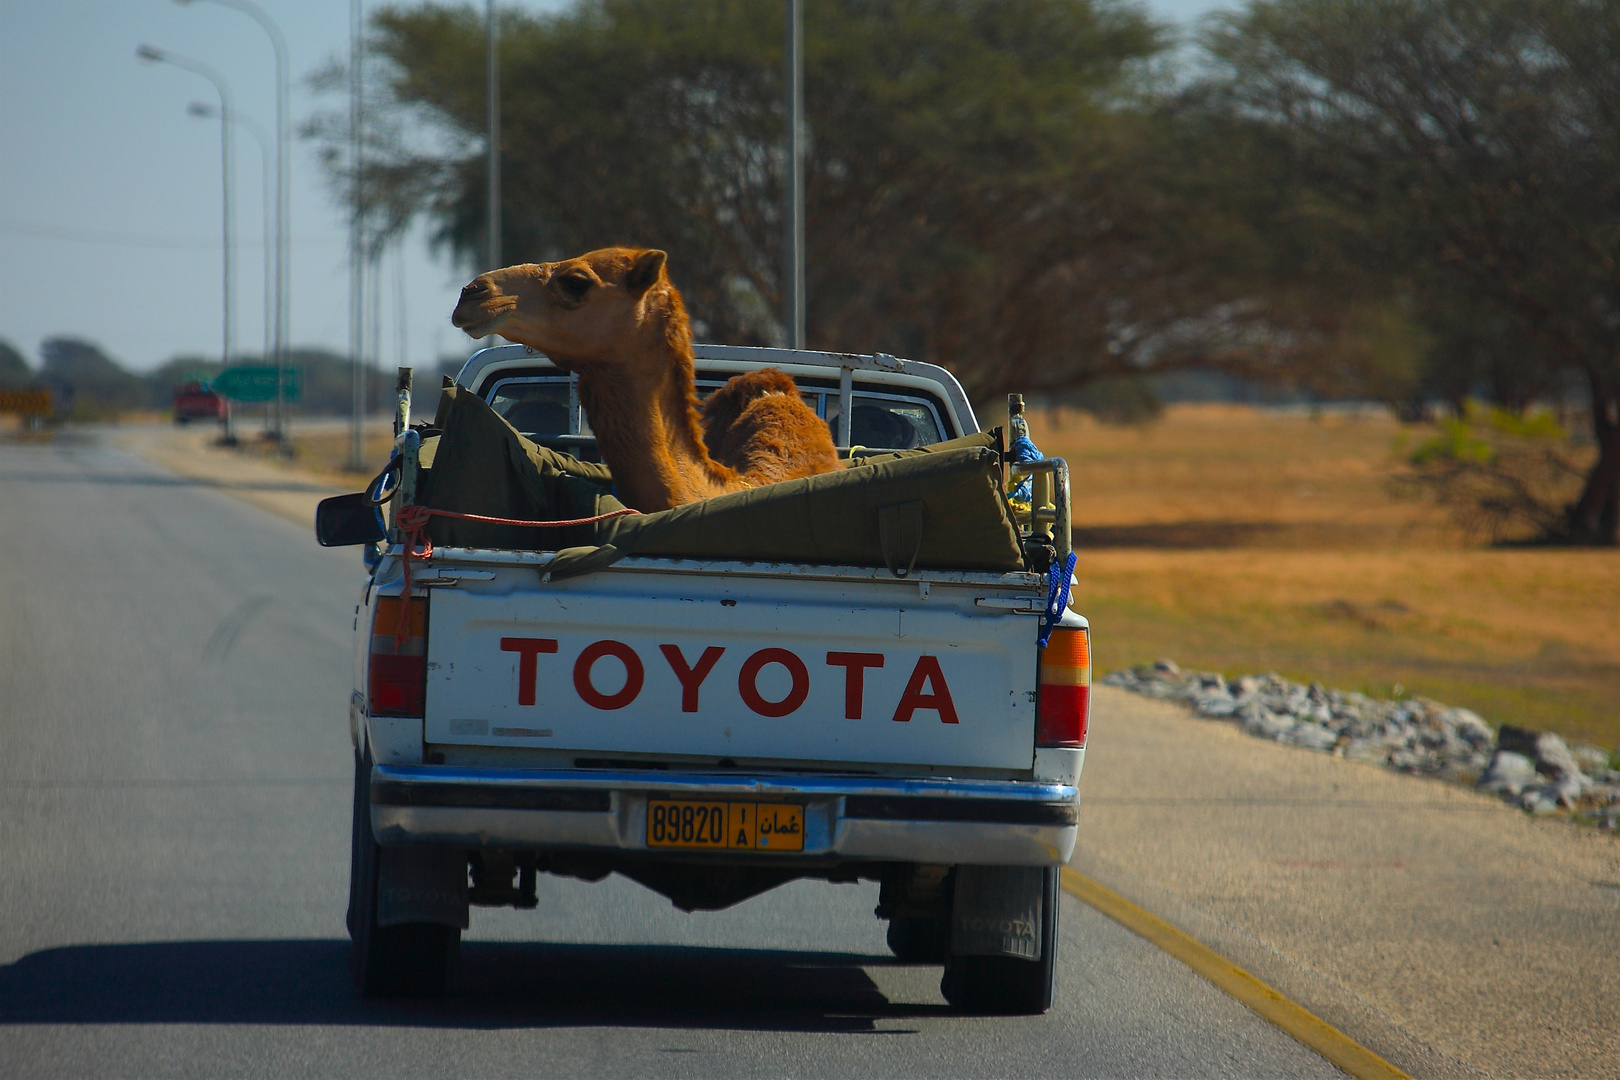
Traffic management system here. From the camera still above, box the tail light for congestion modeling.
[1036,627,1090,748]
[369,596,426,717]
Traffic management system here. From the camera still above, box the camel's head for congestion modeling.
[450,247,680,371]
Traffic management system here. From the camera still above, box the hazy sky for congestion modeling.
[0,0,1232,375]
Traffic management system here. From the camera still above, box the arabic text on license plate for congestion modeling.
[646,800,804,851]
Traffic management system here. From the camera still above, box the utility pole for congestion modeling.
[487,0,501,271]
[271,14,289,445]
[395,243,408,377]
[189,101,271,418]
[783,0,804,349]
[349,0,365,470]
[370,248,382,430]
[217,91,234,446]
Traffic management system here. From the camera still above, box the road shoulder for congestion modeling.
[1075,685,1619,1080]
[112,424,345,531]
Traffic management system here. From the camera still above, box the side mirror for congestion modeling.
[316,492,387,547]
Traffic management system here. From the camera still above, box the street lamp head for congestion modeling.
[136,44,166,62]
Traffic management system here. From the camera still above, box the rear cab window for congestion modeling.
[480,370,954,453]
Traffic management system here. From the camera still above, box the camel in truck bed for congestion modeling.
[451,247,840,512]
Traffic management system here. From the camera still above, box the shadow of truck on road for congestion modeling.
[0,939,944,1033]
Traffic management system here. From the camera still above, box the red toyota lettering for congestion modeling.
[500,637,558,706]
[891,655,960,724]
[825,652,884,719]
[573,639,645,710]
[659,644,725,712]
[738,648,810,717]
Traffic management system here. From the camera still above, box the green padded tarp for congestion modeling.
[416,384,621,552]
[414,384,1024,579]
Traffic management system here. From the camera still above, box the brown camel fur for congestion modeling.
[450,247,840,512]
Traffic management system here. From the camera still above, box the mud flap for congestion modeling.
[376,846,469,929]
[950,865,1044,960]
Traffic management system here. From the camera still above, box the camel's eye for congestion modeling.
[557,272,593,299]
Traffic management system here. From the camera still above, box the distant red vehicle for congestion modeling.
[173,381,226,424]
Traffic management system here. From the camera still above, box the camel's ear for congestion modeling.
[624,249,667,297]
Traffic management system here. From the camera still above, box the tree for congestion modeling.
[39,338,146,417]
[1200,0,1620,543]
[0,339,33,388]
[309,0,1317,404]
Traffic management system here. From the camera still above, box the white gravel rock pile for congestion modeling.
[1101,660,1620,827]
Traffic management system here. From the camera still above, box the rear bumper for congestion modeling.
[369,765,1079,866]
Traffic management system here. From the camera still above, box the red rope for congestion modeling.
[391,503,641,648]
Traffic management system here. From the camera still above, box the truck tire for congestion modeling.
[886,916,952,963]
[940,866,1059,1015]
[347,746,459,997]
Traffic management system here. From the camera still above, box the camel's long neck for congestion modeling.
[578,351,731,511]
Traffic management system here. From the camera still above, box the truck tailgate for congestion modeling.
[423,565,1040,770]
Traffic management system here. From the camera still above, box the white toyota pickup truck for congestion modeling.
[318,343,1088,1013]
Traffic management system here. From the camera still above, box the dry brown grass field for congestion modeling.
[282,426,397,486]
[1028,404,1620,750]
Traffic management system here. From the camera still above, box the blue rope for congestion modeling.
[1009,435,1043,463]
[1008,435,1042,502]
[364,453,403,507]
[1039,550,1078,648]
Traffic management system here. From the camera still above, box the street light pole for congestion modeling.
[487,0,500,271]
[350,0,366,471]
[176,0,289,444]
[138,44,236,444]
[192,102,272,376]
[783,0,804,350]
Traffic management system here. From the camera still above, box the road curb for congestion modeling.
[1060,867,1411,1080]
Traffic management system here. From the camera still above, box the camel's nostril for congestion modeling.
[461,281,487,298]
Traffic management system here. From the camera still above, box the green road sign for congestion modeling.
[211,365,301,403]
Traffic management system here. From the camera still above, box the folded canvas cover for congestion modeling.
[416,385,1023,579]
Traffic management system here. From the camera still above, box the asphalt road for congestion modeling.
[0,432,1344,1079]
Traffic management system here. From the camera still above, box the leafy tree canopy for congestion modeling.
[309,0,1307,401]
[40,338,144,399]
[1196,0,1620,541]
[0,339,33,388]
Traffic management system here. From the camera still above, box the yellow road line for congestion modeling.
[1059,867,1411,1080]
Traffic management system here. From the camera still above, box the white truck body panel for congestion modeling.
[423,565,1043,771]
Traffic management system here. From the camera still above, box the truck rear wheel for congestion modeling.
[940,866,1059,1014]
[348,746,459,997]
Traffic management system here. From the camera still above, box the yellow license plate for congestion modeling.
[646,800,804,852]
